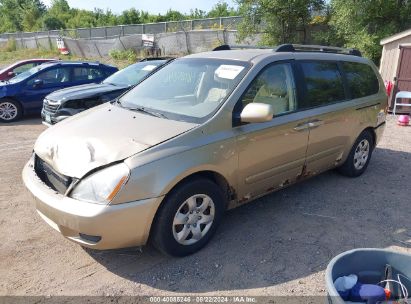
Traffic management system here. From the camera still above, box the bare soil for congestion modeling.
[0,115,410,297]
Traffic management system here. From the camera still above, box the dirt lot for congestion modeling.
[0,116,410,298]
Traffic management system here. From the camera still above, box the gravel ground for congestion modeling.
[0,115,410,298]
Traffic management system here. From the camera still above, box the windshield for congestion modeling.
[104,60,166,87]
[8,64,49,83]
[118,58,250,123]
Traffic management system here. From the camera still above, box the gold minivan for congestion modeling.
[23,45,387,256]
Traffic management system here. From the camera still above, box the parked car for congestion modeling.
[42,58,173,125]
[23,44,387,256]
[0,59,57,82]
[0,61,118,122]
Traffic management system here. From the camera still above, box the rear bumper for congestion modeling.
[374,122,386,146]
[22,159,164,250]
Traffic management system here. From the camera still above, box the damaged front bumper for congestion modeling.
[22,159,164,250]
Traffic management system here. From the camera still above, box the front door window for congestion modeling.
[241,63,296,117]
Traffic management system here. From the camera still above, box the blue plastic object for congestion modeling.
[349,283,386,304]
[325,248,411,304]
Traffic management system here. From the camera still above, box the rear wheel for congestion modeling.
[338,131,374,177]
[151,178,225,256]
[0,99,22,122]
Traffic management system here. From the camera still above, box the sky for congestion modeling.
[41,0,238,15]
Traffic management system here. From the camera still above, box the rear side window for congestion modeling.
[73,67,104,81]
[341,62,379,98]
[300,61,345,108]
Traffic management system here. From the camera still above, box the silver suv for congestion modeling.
[23,45,387,256]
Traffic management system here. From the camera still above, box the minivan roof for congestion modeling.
[186,45,369,65]
[186,49,274,62]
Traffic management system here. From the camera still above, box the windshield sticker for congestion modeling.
[215,65,245,80]
[142,65,157,71]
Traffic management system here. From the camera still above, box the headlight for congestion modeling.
[70,163,130,204]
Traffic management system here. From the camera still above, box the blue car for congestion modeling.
[0,61,118,122]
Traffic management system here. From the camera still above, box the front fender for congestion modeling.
[0,86,8,99]
[112,137,238,204]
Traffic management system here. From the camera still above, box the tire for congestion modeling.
[151,178,226,257]
[0,99,22,123]
[337,130,374,177]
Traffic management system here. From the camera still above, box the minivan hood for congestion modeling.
[34,104,198,178]
[46,83,127,103]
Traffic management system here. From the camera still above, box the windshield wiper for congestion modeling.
[128,106,168,119]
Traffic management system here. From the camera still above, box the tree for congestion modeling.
[93,8,118,26]
[21,3,44,30]
[327,0,411,63]
[46,0,71,28]
[42,15,65,30]
[0,0,241,34]
[189,8,206,19]
[164,9,185,21]
[0,0,46,31]
[237,0,324,45]
[207,1,238,18]
[118,8,142,25]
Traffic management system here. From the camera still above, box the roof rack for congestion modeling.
[213,44,362,57]
[139,57,175,62]
[213,44,272,51]
[275,44,362,57]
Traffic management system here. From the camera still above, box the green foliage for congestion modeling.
[237,0,325,45]
[0,0,239,34]
[4,38,17,51]
[207,1,238,18]
[0,0,46,32]
[43,16,65,30]
[0,46,60,63]
[189,8,206,19]
[325,0,411,63]
[109,49,138,62]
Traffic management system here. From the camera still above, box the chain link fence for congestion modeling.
[62,29,261,58]
[0,16,243,40]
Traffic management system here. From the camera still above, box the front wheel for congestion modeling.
[151,178,226,256]
[0,99,22,123]
[338,131,374,177]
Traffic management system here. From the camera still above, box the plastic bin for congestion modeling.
[325,248,411,304]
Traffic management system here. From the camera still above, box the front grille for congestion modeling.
[34,155,72,194]
[43,99,59,114]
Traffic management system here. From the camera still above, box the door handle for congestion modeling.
[293,123,310,131]
[308,120,324,128]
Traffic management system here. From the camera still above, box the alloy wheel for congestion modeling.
[0,101,18,121]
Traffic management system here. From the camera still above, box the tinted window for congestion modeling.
[341,62,379,98]
[241,63,296,116]
[73,67,104,81]
[300,61,345,107]
[27,67,71,85]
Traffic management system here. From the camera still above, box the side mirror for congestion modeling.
[33,79,44,88]
[7,71,15,77]
[240,103,274,123]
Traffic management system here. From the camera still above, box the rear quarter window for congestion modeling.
[73,67,105,81]
[341,62,380,98]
